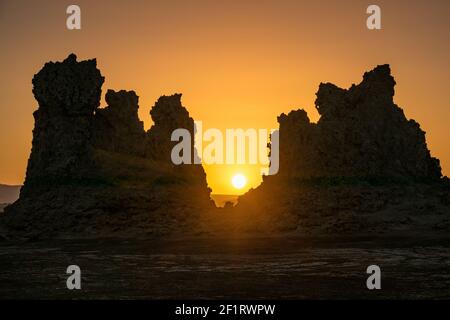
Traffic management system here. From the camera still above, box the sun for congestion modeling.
[231,173,247,190]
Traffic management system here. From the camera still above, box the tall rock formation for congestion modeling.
[231,65,449,235]
[2,54,213,239]
[1,57,448,239]
[276,65,441,180]
[22,54,104,197]
[93,89,146,156]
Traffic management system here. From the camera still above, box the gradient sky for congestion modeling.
[0,0,449,194]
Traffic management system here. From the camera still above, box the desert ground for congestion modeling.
[1,236,449,299]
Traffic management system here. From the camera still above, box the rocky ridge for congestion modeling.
[1,56,449,240]
[228,65,449,235]
[2,54,213,239]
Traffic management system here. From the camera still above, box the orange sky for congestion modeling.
[0,0,449,194]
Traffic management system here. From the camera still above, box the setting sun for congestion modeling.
[231,174,247,190]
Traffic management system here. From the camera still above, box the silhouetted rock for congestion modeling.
[231,65,449,236]
[2,54,213,239]
[93,89,146,156]
[146,94,197,162]
[2,57,448,240]
[277,65,441,179]
[21,54,104,197]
